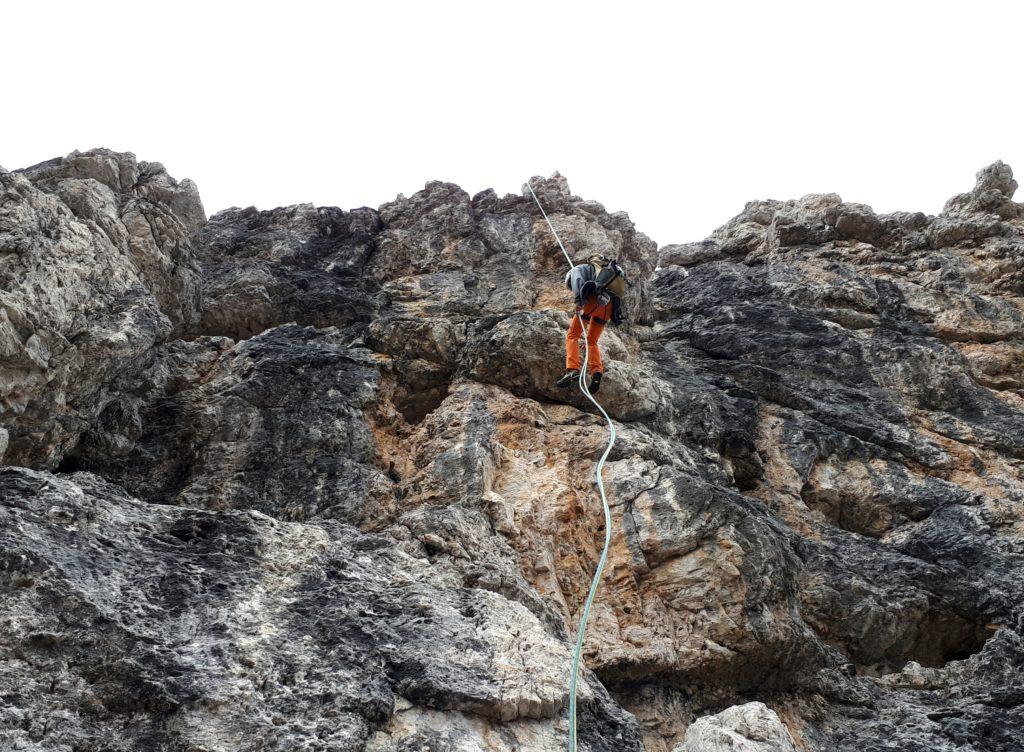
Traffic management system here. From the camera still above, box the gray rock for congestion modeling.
[678,702,797,752]
[196,203,380,339]
[0,466,642,751]
[658,240,724,267]
[64,324,392,525]
[2,155,1024,752]
[832,203,883,244]
[1,149,202,468]
[943,160,1022,219]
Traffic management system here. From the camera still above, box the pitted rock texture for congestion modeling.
[0,467,636,752]
[2,152,1024,752]
[65,325,391,525]
[196,204,380,340]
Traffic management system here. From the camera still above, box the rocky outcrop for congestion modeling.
[1,152,1023,752]
[0,149,203,469]
[195,204,380,340]
[678,702,797,752]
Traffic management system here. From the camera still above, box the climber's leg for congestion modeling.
[583,301,613,393]
[584,318,606,376]
[556,313,585,388]
[565,313,584,372]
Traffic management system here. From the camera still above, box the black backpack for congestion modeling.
[588,255,628,324]
[591,255,628,300]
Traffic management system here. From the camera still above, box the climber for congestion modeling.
[555,255,627,394]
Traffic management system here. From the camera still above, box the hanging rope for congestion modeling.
[525,179,616,752]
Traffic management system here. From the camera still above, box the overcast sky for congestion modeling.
[6,1,1022,246]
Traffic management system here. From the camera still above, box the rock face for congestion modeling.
[0,466,635,752]
[2,152,1023,752]
[0,149,203,469]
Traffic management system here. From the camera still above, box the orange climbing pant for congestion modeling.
[566,297,612,375]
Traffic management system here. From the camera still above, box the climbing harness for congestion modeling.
[525,180,617,752]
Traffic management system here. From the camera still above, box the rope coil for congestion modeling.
[525,180,616,752]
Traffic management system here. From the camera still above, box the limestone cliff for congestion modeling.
[1,150,1022,751]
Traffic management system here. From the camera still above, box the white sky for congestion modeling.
[5,1,1023,246]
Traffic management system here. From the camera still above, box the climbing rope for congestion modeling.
[525,180,617,752]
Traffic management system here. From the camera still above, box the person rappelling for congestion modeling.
[525,180,621,752]
[555,255,628,394]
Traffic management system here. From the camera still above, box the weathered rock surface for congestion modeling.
[66,325,391,525]
[0,149,203,469]
[195,204,380,340]
[0,466,637,751]
[677,702,797,752]
[2,153,1023,751]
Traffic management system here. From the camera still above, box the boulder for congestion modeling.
[678,702,797,752]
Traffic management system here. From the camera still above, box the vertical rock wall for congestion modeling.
[1,152,1022,752]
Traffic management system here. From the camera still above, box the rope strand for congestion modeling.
[525,180,617,752]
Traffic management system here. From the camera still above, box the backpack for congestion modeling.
[586,255,628,325]
[589,255,628,300]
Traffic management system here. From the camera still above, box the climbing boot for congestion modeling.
[588,371,603,394]
[555,370,580,388]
